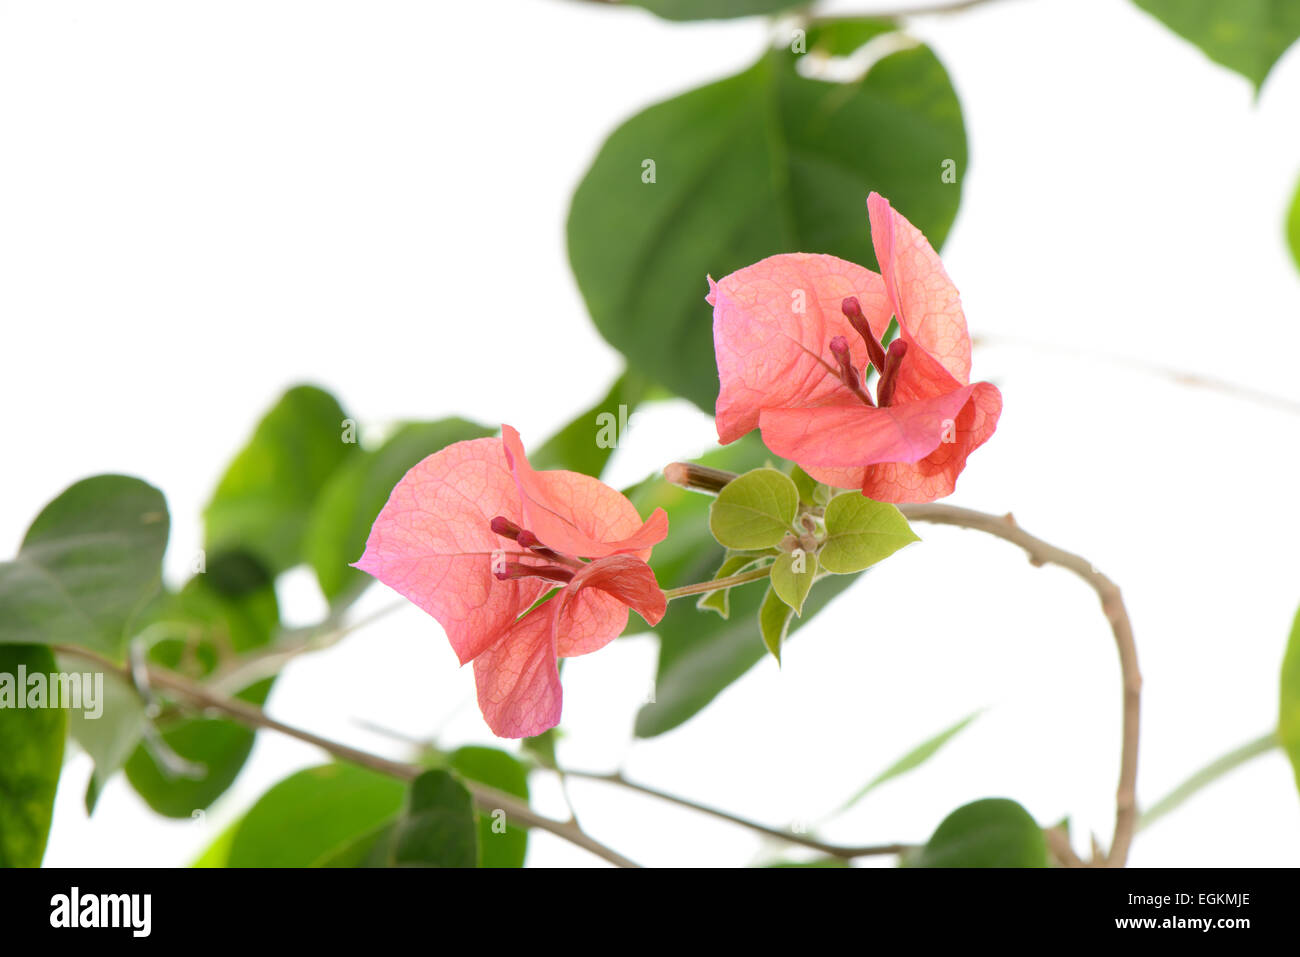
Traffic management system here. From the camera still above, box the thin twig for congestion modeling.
[53,644,639,869]
[206,599,408,696]
[1138,730,1279,832]
[974,333,1300,418]
[563,769,911,860]
[899,504,1141,867]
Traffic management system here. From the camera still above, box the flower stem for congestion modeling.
[662,565,773,601]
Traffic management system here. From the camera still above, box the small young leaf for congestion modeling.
[770,550,818,616]
[759,585,794,663]
[1287,173,1300,275]
[819,493,919,574]
[789,465,820,507]
[709,468,799,550]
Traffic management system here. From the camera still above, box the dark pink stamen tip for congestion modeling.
[516,529,540,548]
[842,296,887,373]
[829,335,851,363]
[490,515,521,539]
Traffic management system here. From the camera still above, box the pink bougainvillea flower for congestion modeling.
[710,192,1002,503]
[352,425,668,738]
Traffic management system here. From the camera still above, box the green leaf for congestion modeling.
[303,417,495,605]
[374,770,478,868]
[836,711,982,814]
[529,371,652,477]
[0,476,168,655]
[1279,603,1300,797]
[224,763,406,867]
[204,385,359,577]
[819,492,918,574]
[1133,0,1300,90]
[758,585,794,663]
[0,645,67,866]
[1287,173,1300,275]
[625,0,805,21]
[770,549,818,616]
[916,798,1047,868]
[568,29,966,409]
[449,746,530,868]
[64,667,144,813]
[765,857,851,868]
[804,18,897,56]
[709,468,799,550]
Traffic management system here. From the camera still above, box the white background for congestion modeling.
[3,0,1299,867]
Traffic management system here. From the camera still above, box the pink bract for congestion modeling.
[353,426,667,738]
[710,192,1001,503]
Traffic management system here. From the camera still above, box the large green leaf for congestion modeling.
[625,0,805,21]
[1287,173,1300,274]
[303,418,495,605]
[224,763,406,867]
[204,385,359,576]
[449,746,530,868]
[0,645,67,866]
[1279,603,1300,797]
[915,798,1047,868]
[568,24,966,409]
[0,475,168,655]
[1134,0,1300,90]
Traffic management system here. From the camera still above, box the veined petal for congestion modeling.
[710,254,891,444]
[555,554,666,658]
[862,380,1002,503]
[758,386,977,469]
[473,608,562,739]
[352,436,544,666]
[501,424,667,560]
[868,192,972,389]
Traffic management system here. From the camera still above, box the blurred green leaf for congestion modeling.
[1279,603,1300,796]
[304,418,495,605]
[568,26,966,409]
[0,645,67,866]
[224,763,406,867]
[64,667,144,813]
[916,798,1047,868]
[1134,0,1300,89]
[530,371,651,477]
[765,857,851,867]
[709,468,799,550]
[449,746,530,868]
[1287,173,1300,274]
[0,475,168,655]
[368,770,478,868]
[624,0,805,20]
[836,711,982,814]
[819,492,918,574]
[204,385,359,576]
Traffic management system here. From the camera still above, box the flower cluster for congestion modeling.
[357,195,999,736]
